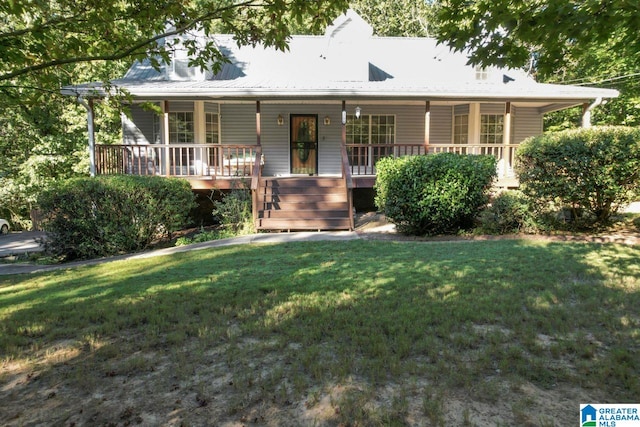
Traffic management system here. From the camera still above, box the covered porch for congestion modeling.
[93,141,518,189]
[92,99,537,190]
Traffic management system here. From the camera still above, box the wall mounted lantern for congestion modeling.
[277,114,284,125]
[324,115,331,125]
[355,106,361,119]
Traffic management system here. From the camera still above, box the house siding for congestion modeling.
[480,103,505,115]
[204,102,219,114]
[431,105,452,144]
[220,104,256,145]
[168,101,194,112]
[512,106,543,144]
[122,105,155,145]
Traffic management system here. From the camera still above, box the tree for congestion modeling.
[350,0,438,37]
[1,0,348,87]
[0,0,348,228]
[434,0,640,77]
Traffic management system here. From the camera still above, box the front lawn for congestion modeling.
[1,239,638,426]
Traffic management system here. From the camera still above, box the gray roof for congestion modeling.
[64,10,618,104]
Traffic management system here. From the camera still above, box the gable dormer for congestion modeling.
[321,9,373,82]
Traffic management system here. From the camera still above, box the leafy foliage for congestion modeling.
[0,0,348,85]
[350,0,438,37]
[212,185,254,235]
[515,126,640,226]
[477,190,534,234]
[375,153,497,235]
[434,0,640,78]
[0,0,349,226]
[37,176,195,260]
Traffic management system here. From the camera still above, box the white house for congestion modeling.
[64,10,618,230]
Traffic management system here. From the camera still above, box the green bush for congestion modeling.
[477,190,533,234]
[516,126,640,227]
[374,153,497,235]
[211,184,253,234]
[38,175,195,260]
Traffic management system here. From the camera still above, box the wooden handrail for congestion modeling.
[340,140,354,230]
[250,145,263,191]
[340,142,353,190]
[250,145,263,231]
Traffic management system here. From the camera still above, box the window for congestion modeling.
[480,114,504,144]
[346,114,395,145]
[169,112,194,143]
[475,66,489,80]
[152,112,195,173]
[205,113,219,144]
[152,112,195,144]
[346,114,395,168]
[453,114,468,144]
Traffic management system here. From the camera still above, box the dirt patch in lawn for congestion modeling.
[1,335,609,426]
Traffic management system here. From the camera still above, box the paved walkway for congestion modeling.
[0,231,46,257]
[2,201,639,277]
[0,231,359,276]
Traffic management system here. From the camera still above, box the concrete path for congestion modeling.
[0,231,46,257]
[0,231,359,276]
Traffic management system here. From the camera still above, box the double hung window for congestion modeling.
[346,114,395,168]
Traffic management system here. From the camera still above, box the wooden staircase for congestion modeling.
[255,177,352,231]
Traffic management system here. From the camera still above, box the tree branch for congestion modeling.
[0,0,263,82]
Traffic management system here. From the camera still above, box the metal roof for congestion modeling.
[63,10,618,103]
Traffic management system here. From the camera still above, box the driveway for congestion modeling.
[0,231,46,257]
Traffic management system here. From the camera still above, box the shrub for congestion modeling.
[477,190,533,234]
[375,153,497,235]
[516,126,640,227]
[38,175,195,260]
[211,184,253,234]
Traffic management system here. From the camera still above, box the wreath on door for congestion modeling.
[297,121,311,162]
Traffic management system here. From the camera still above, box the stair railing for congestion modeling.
[250,145,263,231]
[340,142,355,230]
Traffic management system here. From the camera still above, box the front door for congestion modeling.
[290,114,318,175]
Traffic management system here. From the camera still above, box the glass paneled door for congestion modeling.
[290,115,318,175]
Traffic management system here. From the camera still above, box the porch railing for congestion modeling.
[346,143,516,177]
[96,144,262,178]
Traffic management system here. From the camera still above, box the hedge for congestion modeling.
[374,153,497,235]
[516,126,640,226]
[38,175,195,260]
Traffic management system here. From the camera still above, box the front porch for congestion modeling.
[94,141,519,190]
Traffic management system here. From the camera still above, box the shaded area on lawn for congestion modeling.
[1,240,639,426]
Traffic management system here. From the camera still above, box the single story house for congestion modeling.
[64,10,618,231]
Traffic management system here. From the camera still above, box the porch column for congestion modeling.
[256,101,262,146]
[341,100,347,143]
[76,97,96,177]
[162,101,170,177]
[424,101,431,152]
[87,99,96,177]
[502,102,512,179]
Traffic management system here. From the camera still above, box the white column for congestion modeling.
[468,103,480,145]
[424,101,431,152]
[162,101,170,176]
[502,102,512,179]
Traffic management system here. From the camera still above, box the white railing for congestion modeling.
[345,143,516,177]
[96,144,262,178]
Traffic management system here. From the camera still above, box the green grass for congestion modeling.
[1,239,639,426]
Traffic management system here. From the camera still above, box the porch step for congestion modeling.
[256,177,352,231]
